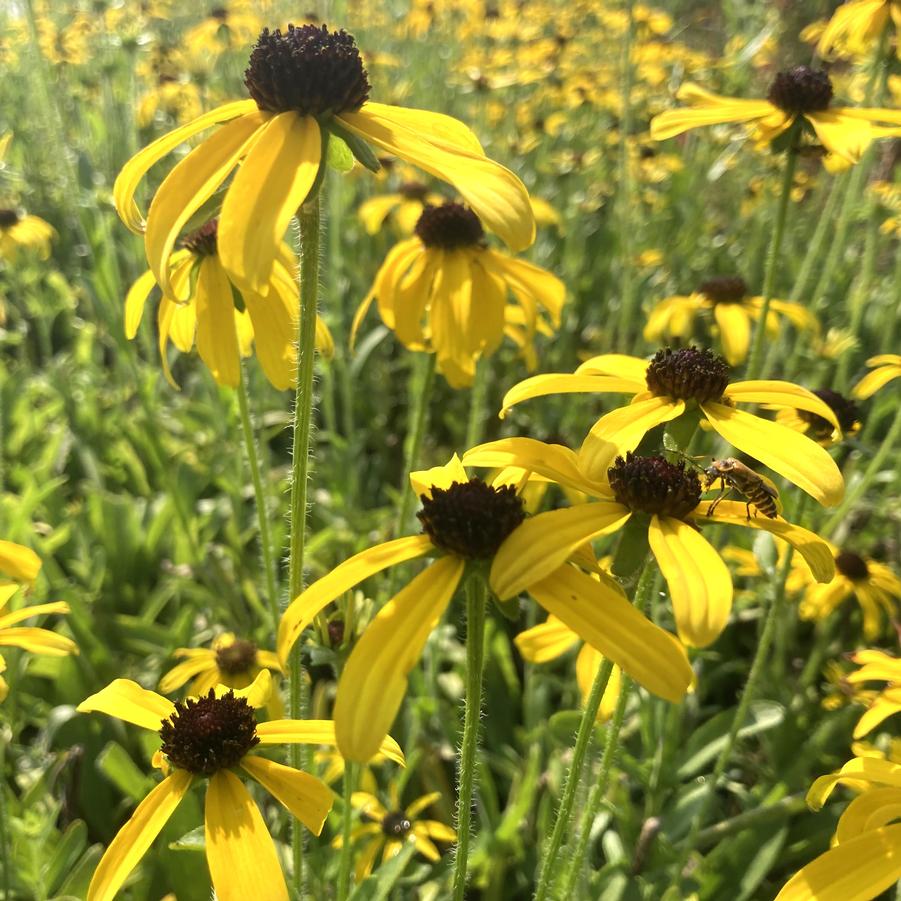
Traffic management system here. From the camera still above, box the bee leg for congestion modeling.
[745,501,754,521]
[707,483,728,517]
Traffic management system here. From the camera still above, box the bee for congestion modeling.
[704,458,780,519]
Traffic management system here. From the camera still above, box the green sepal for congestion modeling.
[327,119,382,173]
[492,593,522,622]
[326,133,355,173]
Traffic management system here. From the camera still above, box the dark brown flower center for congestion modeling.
[414,202,485,250]
[159,690,259,775]
[835,550,870,581]
[418,479,525,560]
[399,181,430,201]
[697,276,747,304]
[608,453,702,520]
[244,24,370,117]
[210,6,228,21]
[215,638,258,675]
[181,218,219,257]
[381,810,413,837]
[798,388,860,440]
[0,208,22,229]
[645,347,730,404]
[327,620,345,647]
[767,66,833,114]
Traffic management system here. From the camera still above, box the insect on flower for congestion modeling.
[704,457,781,519]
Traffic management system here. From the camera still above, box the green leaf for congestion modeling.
[44,820,88,895]
[96,742,154,802]
[168,825,206,852]
[347,840,416,901]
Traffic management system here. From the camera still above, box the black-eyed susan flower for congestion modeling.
[463,439,835,648]
[351,202,565,387]
[853,354,901,398]
[358,175,445,235]
[333,787,455,881]
[516,614,622,722]
[789,544,901,640]
[124,217,333,389]
[183,3,261,59]
[0,207,55,261]
[77,671,404,901]
[115,24,535,302]
[817,0,901,58]
[644,276,818,366]
[159,631,284,717]
[501,347,845,506]
[650,65,901,168]
[845,649,901,738]
[776,388,861,445]
[278,454,693,761]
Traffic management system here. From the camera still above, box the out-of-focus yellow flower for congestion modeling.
[853,354,901,398]
[0,207,56,260]
[138,78,204,128]
[846,649,901,738]
[817,0,901,59]
[775,388,861,446]
[183,4,263,59]
[358,179,445,236]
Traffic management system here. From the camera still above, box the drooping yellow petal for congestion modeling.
[349,102,485,155]
[0,600,69,630]
[805,110,877,166]
[836,787,901,845]
[482,249,566,323]
[159,655,216,694]
[87,770,193,901]
[205,770,289,901]
[241,755,333,835]
[701,402,844,507]
[410,454,469,498]
[490,502,632,600]
[575,644,622,722]
[514,616,579,663]
[575,353,650,384]
[358,194,403,234]
[338,105,535,251]
[650,85,777,140]
[212,669,271,708]
[853,360,901,399]
[0,540,41,583]
[334,556,465,762]
[243,282,296,391]
[77,679,176,731]
[0,627,77,656]
[277,535,433,666]
[808,758,901,810]
[124,269,158,339]
[712,303,752,365]
[219,113,321,296]
[854,690,901,739]
[724,381,841,430]
[256,721,405,767]
[500,373,641,419]
[528,564,692,703]
[194,257,241,388]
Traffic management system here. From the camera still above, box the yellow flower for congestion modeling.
[115,24,534,302]
[643,276,818,366]
[853,354,901,398]
[0,207,56,260]
[775,388,861,446]
[183,4,262,59]
[651,65,901,168]
[159,631,284,718]
[278,454,693,762]
[358,177,445,235]
[333,786,455,880]
[501,348,845,506]
[124,217,333,389]
[516,614,622,722]
[846,649,901,738]
[463,439,835,648]
[77,671,404,901]
[351,202,565,387]
[817,0,901,59]
[314,747,383,795]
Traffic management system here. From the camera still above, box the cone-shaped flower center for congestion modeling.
[244,24,371,116]
[0,208,21,229]
[799,388,860,440]
[767,66,833,114]
[215,638,258,675]
[381,810,413,837]
[608,453,702,520]
[645,347,730,403]
[698,276,747,304]
[418,479,525,559]
[835,550,870,582]
[415,202,485,250]
[211,6,228,21]
[159,689,259,775]
[181,218,219,257]
[399,181,430,201]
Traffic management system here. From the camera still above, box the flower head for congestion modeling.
[776,388,861,445]
[0,206,56,260]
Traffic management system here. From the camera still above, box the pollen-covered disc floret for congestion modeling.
[608,453,702,520]
[767,66,833,114]
[215,638,258,675]
[414,202,485,250]
[835,550,870,582]
[645,347,730,403]
[799,388,860,441]
[380,810,413,837]
[0,208,21,229]
[181,218,219,257]
[698,276,747,304]
[159,689,259,775]
[244,24,370,117]
[417,479,525,559]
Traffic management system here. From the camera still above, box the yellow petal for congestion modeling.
[489,502,632,600]
[855,691,901,739]
[193,257,241,387]
[650,88,776,140]
[500,373,641,419]
[528,564,692,703]
[713,303,752,366]
[0,600,69,628]
[124,269,157,339]
[0,627,77,656]
[219,113,321,296]
[701,402,844,507]
[277,535,433,666]
[205,770,288,901]
[575,644,622,722]
[359,194,402,234]
[808,758,901,810]
[241,755,333,836]
[854,363,901,399]
[836,787,901,845]
[575,353,649,383]
[158,656,216,694]
[212,669,271,708]
[334,556,465,762]
[243,280,296,391]
[87,770,193,901]
[0,540,41,583]
[725,381,841,430]
[482,249,566,323]
[77,679,175,731]
[514,616,579,663]
[350,102,485,155]
[256,720,405,767]
[410,454,469,498]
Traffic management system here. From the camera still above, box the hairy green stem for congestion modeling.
[236,366,279,629]
[465,357,489,449]
[336,763,357,901]
[288,195,322,898]
[452,575,488,901]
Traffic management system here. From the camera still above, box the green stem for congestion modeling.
[745,140,799,380]
[288,195,322,899]
[694,794,807,850]
[336,763,357,901]
[0,733,10,900]
[789,175,845,303]
[533,659,615,901]
[237,365,279,629]
[452,575,488,901]
[465,357,489,449]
